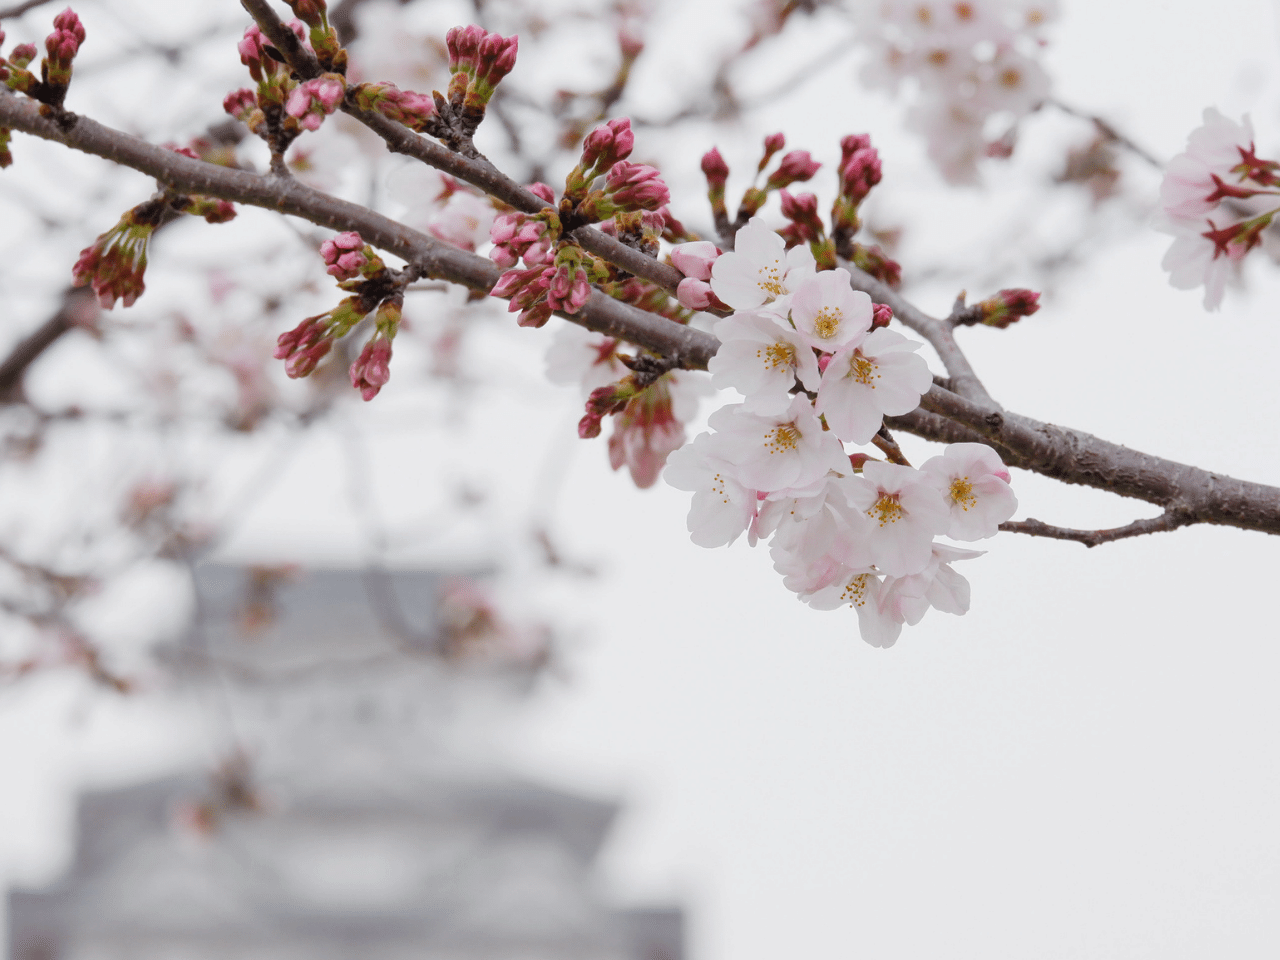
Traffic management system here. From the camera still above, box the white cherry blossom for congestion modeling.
[1161,108,1256,221]
[881,542,984,626]
[846,460,949,577]
[710,217,815,314]
[815,327,933,444]
[804,568,902,648]
[663,433,758,548]
[788,268,873,352]
[708,310,821,412]
[708,395,848,493]
[920,442,1018,540]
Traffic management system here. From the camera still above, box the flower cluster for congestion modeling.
[440,24,518,134]
[71,206,157,309]
[282,0,345,72]
[274,231,406,400]
[0,8,86,110]
[488,117,674,326]
[229,21,333,147]
[857,0,1056,184]
[664,219,1017,646]
[1158,109,1280,310]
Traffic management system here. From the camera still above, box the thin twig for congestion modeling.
[1046,98,1163,170]
[999,512,1191,548]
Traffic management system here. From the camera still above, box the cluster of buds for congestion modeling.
[0,126,12,168]
[285,74,345,133]
[490,211,556,268]
[438,25,518,138]
[1,9,85,111]
[831,134,882,250]
[734,134,822,222]
[283,0,346,73]
[320,231,378,281]
[669,240,729,312]
[350,297,400,401]
[71,200,166,309]
[560,118,671,226]
[273,298,367,378]
[41,6,85,101]
[490,242,606,328]
[607,373,687,489]
[275,231,405,399]
[565,117,635,198]
[232,21,320,152]
[0,29,38,96]
[351,81,437,132]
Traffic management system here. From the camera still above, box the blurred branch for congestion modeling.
[0,0,56,18]
[1046,98,1164,170]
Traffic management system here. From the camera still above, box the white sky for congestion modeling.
[2,0,1280,958]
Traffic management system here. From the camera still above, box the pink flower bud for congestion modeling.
[669,240,720,281]
[871,303,893,329]
[817,352,833,374]
[676,277,714,310]
[766,150,821,190]
[700,147,729,189]
[350,336,394,401]
[320,231,367,280]
[581,117,635,171]
[223,87,258,122]
[528,181,556,204]
[605,161,670,211]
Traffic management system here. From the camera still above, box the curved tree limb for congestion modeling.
[3,91,1279,541]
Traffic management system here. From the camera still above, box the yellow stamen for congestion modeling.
[765,422,801,455]
[759,341,796,370]
[849,352,878,387]
[811,307,842,340]
[869,493,903,527]
[950,476,976,511]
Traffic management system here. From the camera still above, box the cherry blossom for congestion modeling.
[846,460,949,577]
[707,395,849,493]
[710,217,815,314]
[881,542,984,626]
[788,268,873,352]
[920,442,1018,540]
[815,327,932,444]
[1160,108,1259,221]
[708,310,821,412]
[663,434,758,548]
[804,568,901,648]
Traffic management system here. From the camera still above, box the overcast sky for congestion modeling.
[2,1,1280,958]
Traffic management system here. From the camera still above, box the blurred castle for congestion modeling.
[7,566,682,960]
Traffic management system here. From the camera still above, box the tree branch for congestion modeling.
[0,91,716,368]
[999,512,1192,548]
[4,91,1279,540]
